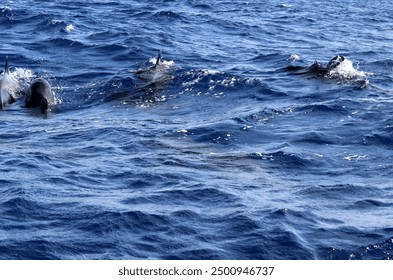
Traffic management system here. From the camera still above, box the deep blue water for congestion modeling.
[1,0,393,260]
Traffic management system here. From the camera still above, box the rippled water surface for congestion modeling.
[1,0,393,259]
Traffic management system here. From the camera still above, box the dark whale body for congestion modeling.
[26,78,55,113]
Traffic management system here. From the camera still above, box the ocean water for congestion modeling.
[0,0,393,260]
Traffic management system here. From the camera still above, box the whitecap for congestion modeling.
[278,4,293,8]
[327,59,368,80]
[289,54,301,62]
[11,67,34,80]
[149,57,174,67]
[1,6,12,13]
[65,24,75,33]
[344,154,368,161]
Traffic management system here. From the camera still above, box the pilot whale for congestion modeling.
[135,50,173,90]
[286,55,347,77]
[0,56,23,109]
[135,49,163,76]
[326,55,345,71]
[26,78,55,113]
[129,50,174,103]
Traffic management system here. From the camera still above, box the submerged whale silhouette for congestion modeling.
[134,50,173,94]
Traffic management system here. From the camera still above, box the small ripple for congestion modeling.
[153,11,184,21]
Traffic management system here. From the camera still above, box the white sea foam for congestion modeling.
[289,54,301,62]
[11,67,34,82]
[182,69,220,87]
[344,154,368,161]
[149,57,174,67]
[278,4,293,8]
[327,59,367,79]
[65,24,75,33]
[1,6,12,13]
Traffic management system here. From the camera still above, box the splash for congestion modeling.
[289,54,301,62]
[1,6,12,13]
[278,4,293,8]
[149,57,174,67]
[65,24,75,33]
[9,68,35,90]
[11,67,34,81]
[182,69,222,87]
[327,58,367,80]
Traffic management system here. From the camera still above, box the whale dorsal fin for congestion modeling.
[154,50,162,68]
[4,56,9,74]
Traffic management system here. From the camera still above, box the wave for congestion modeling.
[153,11,184,21]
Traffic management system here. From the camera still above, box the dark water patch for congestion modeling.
[0,240,59,260]
[226,229,315,259]
[87,30,129,41]
[0,179,17,187]
[43,38,86,49]
[362,132,393,148]
[185,123,238,146]
[325,236,393,260]
[249,53,290,72]
[244,106,294,124]
[78,210,172,236]
[248,151,325,170]
[222,213,261,234]
[292,131,342,145]
[296,184,383,204]
[245,85,289,101]
[164,248,222,260]
[268,229,315,260]
[171,209,200,220]
[268,208,317,223]
[91,43,129,58]
[190,3,212,10]
[1,197,48,221]
[352,199,393,209]
[1,158,40,172]
[153,11,184,21]
[297,103,351,115]
[356,237,393,260]
[369,59,393,69]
